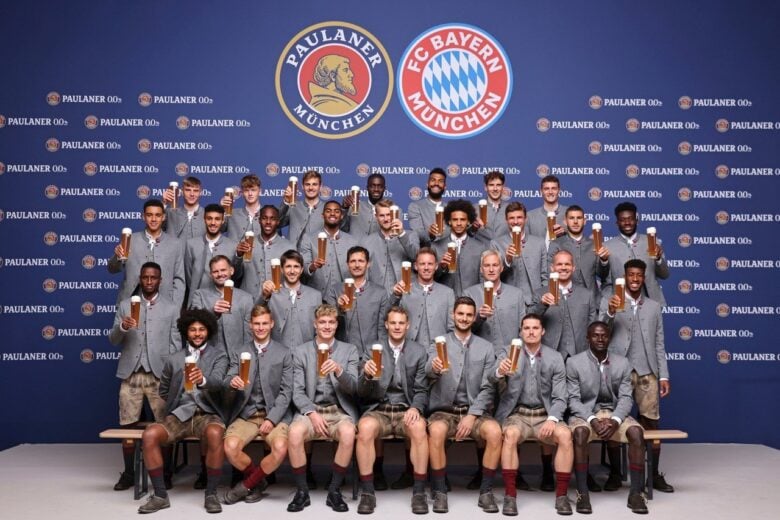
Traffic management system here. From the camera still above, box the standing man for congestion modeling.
[355,306,430,514]
[279,169,326,249]
[490,202,548,309]
[163,176,206,239]
[300,200,358,296]
[602,201,669,305]
[327,246,390,359]
[426,296,502,513]
[547,205,609,295]
[408,167,448,245]
[287,304,359,512]
[184,204,241,304]
[237,204,294,302]
[363,198,420,292]
[601,259,673,493]
[137,309,228,514]
[567,321,648,514]
[222,174,263,242]
[341,173,386,237]
[525,175,568,244]
[432,199,487,297]
[108,199,185,306]
[493,314,573,516]
[473,170,509,240]
[108,262,179,492]
[222,304,293,505]
[529,250,599,361]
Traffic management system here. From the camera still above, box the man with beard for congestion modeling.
[221,174,263,242]
[137,309,228,514]
[472,170,510,241]
[309,55,358,116]
[237,205,294,303]
[525,175,568,246]
[341,173,387,237]
[432,199,488,297]
[279,170,328,249]
[408,167,448,246]
[362,198,420,292]
[163,176,206,240]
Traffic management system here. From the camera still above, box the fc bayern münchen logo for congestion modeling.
[276,21,394,140]
[397,23,512,139]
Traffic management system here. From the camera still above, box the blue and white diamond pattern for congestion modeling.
[423,50,486,113]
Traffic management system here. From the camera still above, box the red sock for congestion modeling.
[555,471,571,497]
[502,469,518,497]
[243,464,267,490]
[243,463,256,480]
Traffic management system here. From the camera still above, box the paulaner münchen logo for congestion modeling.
[397,23,512,139]
[276,22,394,139]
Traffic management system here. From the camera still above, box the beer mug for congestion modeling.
[435,336,449,372]
[184,356,197,393]
[447,242,458,273]
[239,352,251,386]
[546,211,557,240]
[243,231,254,262]
[592,223,603,253]
[343,278,355,310]
[478,199,488,225]
[351,185,360,216]
[389,205,400,236]
[271,258,282,292]
[549,272,560,305]
[484,281,494,310]
[614,277,626,313]
[130,295,141,326]
[223,280,234,313]
[168,181,179,209]
[288,176,298,206]
[317,344,330,377]
[508,339,522,374]
[401,261,412,294]
[646,227,658,256]
[511,226,522,255]
[120,227,132,260]
[223,187,234,216]
[435,206,445,236]
[317,232,327,262]
[371,344,383,378]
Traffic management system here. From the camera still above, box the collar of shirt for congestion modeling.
[621,232,638,246]
[453,332,471,348]
[323,229,340,240]
[142,293,159,307]
[306,200,321,213]
[354,279,367,293]
[567,233,584,244]
[187,343,207,359]
[144,230,162,247]
[560,282,573,297]
[493,281,503,295]
[524,345,542,364]
[588,350,610,372]
[206,236,220,250]
[262,234,278,247]
[389,340,405,353]
[186,206,200,220]
[254,340,269,355]
[626,293,642,307]
[420,282,433,294]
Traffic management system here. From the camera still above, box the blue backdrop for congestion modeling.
[1,0,778,450]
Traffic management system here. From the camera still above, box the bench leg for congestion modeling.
[352,455,359,500]
[621,443,628,482]
[644,440,654,500]
[133,441,148,500]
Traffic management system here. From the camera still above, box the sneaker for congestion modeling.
[432,491,448,513]
[478,491,499,513]
[357,493,376,514]
[138,495,170,514]
[603,473,622,492]
[540,473,555,492]
[374,472,388,491]
[391,471,414,489]
[326,490,349,512]
[113,471,134,491]
[652,473,674,493]
[287,490,311,512]
[204,494,222,514]
[222,482,249,505]
[627,492,648,514]
[411,492,429,514]
[587,473,602,493]
[466,468,483,490]
[575,492,592,514]
[555,495,573,516]
[193,471,207,490]
[515,472,531,491]
[502,495,518,516]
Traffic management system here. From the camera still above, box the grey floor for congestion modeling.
[0,442,776,519]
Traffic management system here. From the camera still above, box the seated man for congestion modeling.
[355,306,429,514]
[222,304,293,505]
[137,309,228,514]
[493,313,573,516]
[427,297,502,513]
[567,321,648,514]
[287,304,359,512]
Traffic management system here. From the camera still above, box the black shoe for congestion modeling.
[576,492,592,514]
[287,490,311,512]
[390,471,414,489]
[326,490,349,512]
[222,482,249,505]
[652,473,675,493]
[515,472,531,491]
[411,492,429,514]
[627,492,648,514]
[245,485,264,504]
[478,491,499,513]
[603,473,622,492]
[113,471,134,491]
[374,471,388,491]
[306,468,317,490]
[432,491,448,513]
[164,474,173,490]
[138,495,170,514]
[266,472,277,486]
[193,471,207,490]
[357,493,376,514]
[555,495,573,516]
[587,473,602,492]
[204,494,222,514]
[466,468,483,490]
[540,472,555,492]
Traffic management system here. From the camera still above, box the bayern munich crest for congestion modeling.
[276,21,394,140]
[397,23,512,139]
